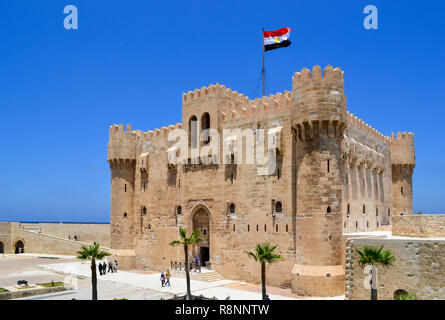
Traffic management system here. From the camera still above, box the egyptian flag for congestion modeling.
[263,27,292,52]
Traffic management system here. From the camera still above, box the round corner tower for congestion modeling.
[390,131,415,215]
[290,65,346,297]
[108,124,138,252]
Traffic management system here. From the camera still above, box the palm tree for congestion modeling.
[170,226,204,300]
[245,242,282,300]
[356,245,396,300]
[394,292,418,300]
[76,243,111,300]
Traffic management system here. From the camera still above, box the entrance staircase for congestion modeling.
[201,270,224,282]
[170,268,225,282]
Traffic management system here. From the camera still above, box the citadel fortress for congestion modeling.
[2,65,444,299]
[106,65,417,297]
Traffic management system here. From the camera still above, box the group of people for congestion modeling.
[160,270,171,287]
[98,260,118,275]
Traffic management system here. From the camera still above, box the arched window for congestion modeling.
[189,115,198,148]
[286,224,288,232]
[376,207,379,216]
[367,221,369,228]
[401,187,404,195]
[201,112,210,145]
[363,204,366,214]
[264,224,267,232]
[356,221,358,228]
[233,224,236,231]
[388,209,391,216]
[142,207,147,215]
[275,201,282,213]
[327,206,332,214]
[347,203,350,216]
[177,205,182,215]
[123,212,127,218]
[229,203,235,214]
[276,224,279,232]
[247,225,250,232]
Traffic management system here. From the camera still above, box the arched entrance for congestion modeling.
[15,240,24,254]
[192,207,210,268]
[0,241,4,254]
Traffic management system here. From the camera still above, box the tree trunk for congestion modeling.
[261,261,266,300]
[371,265,377,300]
[184,245,192,300]
[91,258,97,300]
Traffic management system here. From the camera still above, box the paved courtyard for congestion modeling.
[1,254,344,300]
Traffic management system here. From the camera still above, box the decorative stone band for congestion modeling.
[291,264,345,278]
[293,121,347,141]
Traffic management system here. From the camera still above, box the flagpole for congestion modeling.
[262,27,265,97]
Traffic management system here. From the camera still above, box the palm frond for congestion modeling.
[170,227,204,248]
[356,245,396,268]
[246,242,282,264]
[76,243,110,261]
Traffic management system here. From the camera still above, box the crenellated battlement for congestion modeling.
[219,91,291,122]
[291,65,347,139]
[108,124,139,164]
[142,123,183,148]
[390,131,415,166]
[292,65,344,91]
[346,111,391,144]
[182,83,250,105]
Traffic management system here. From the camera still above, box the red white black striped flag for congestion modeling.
[263,27,292,51]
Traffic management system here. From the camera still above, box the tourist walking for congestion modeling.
[102,262,107,275]
[160,272,166,287]
[113,260,118,273]
[98,262,103,275]
[165,270,171,286]
[108,261,113,273]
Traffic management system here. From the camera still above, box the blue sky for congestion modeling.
[0,0,444,222]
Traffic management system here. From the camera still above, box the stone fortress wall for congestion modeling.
[346,236,445,300]
[0,222,110,255]
[107,65,416,297]
[392,214,445,238]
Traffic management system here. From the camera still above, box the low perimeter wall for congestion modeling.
[18,230,110,256]
[346,237,445,300]
[392,214,445,238]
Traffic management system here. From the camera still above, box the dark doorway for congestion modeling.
[15,240,24,254]
[192,207,211,268]
[200,247,209,267]
[0,241,4,254]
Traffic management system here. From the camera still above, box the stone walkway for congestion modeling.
[38,260,344,300]
[2,254,344,300]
